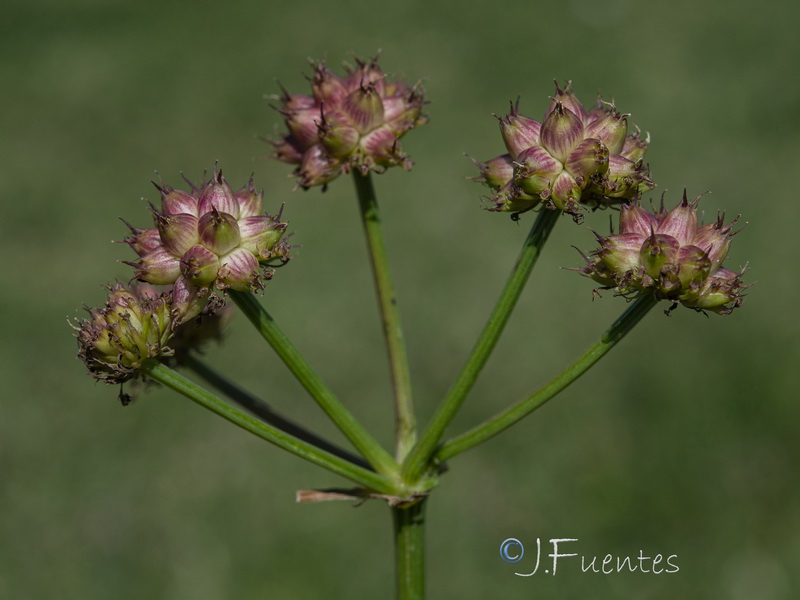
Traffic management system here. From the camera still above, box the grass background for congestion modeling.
[2,0,798,598]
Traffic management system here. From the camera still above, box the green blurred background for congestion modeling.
[3,0,798,597]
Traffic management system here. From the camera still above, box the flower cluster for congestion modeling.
[74,283,175,385]
[474,82,653,216]
[578,194,745,314]
[123,169,290,322]
[271,56,426,189]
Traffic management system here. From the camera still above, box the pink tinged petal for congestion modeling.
[360,126,401,162]
[342,86,385,134]
[160,188,199,216]
[549,171,581,213]
[239,216,287,257]
[619,202,658,236]
[675,245,712,288]
[198,210,241,256]
[540,102,584,163]
[639,233,680,279]
[564,138,609,185]
[180,244,220,286]
[298,144,339,188]
[310,64,348,104]
[513,146,562,196]
[198,172,240,218]
[621,131,649,162]
[347,57,387,96]
[584,110,628,154]
[545,81,589,123]
[134,247,181,285]
[235,182,264,219]
[597,233,645,273]
[603,155,653,198]
[156,213,199,257]
[271,136,305,164]
[472,154,514,190]
[125,226,161,257]
[499,106,542,157]
[692,216,736,271]
[217,248,260,291]
[285,106,323,148]
[172,276,211,324]
[382,96,424,133]
[656,195,698,246]
[321,124,360,158]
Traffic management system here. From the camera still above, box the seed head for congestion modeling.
[74,283,175,384]
[474,82,654,218]
[124,168,290,321]
[270,55,426,189]
[577,193,746,315]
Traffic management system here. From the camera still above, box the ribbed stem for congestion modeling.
[393,499,427,600]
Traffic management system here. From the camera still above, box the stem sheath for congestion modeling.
[393,499,427,600]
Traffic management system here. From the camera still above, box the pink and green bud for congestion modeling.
[74,283,174,384]
[234,179,264,219]
[471,154,515,191]
[513,146,563,196]
[540,102,584,163]
[585,104,628,154]
[198,209,241,256]
[621,130,650,162]
[564,138,609,185]
[155,212,199,257]
[546,81,589,122]
[577,194,745,315]
[180,244,220,286]
[499,104,542,156]
[217,248,261,291]
[549,171,581,213]
[198,172,240,218]
[160,187,199,216]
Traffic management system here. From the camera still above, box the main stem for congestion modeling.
[437,295,658,461]
[352,171,416,461]
[230,291,398,479]
[402,208,560,481]
[393,499,427,600]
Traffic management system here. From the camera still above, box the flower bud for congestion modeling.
[513,146,562,196]
[564,138,609,185]
[471,154,515,191]
[585,104,628,154]
[198,171,239,218]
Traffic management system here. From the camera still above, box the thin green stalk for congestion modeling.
[229,291,398,479]
[142,360,396,494]
[352,171,416,461]
[437,295,658,461]
[183,354,372,470]
[402,208,561,481]
[393,499,427,600]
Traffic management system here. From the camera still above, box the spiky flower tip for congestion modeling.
[74,283,175,385]
[270,55,427,189]
[473,81,654,217]
[123,168,290,322]
[577,193,747,315]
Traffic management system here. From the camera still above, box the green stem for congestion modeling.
[352,171,416,461]
[402,208,560,481]
[437,295,658,461]
[142,361,395,494]
[183,354,371,470]
[229,291,398,479]
[393,499,427,600]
